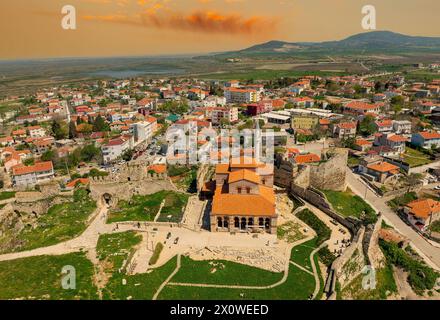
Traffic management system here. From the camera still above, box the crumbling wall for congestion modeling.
[309,149,348,191]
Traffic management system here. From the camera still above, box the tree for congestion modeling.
[0,179,4,189]
[92,115,110,132]
[359,115,377,136]
[68,121,77,139]
[51,120,67,140]
[80,144,101,162]
[41,150,56,162]
[122,149,134,161]
[406,173,423,193]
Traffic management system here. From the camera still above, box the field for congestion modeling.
[340,262,397,300]
[0,189,96,254]
[107,191,189,223]
[171,256,284,287]
[0,252,98,300]
[403,147,432,167]
[158,238,322,300]
[96,231,142,273]
[322,189,377,223]
[0,191,16,201]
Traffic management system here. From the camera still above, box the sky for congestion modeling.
[1,0,439,60]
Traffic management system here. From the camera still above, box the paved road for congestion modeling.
[345,168,440,270]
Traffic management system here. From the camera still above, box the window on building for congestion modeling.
[237,187,242,194]
[246,187,251,194]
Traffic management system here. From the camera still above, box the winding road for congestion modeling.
[346,168,440,270]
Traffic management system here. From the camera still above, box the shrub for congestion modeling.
[149,242,164,266]
[296,209,331,245]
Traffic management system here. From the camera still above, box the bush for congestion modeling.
[0,180,4,189]
[149,242,164,266]
[296,209,331,245]
[318,246,337,267]
[379,240,439,293]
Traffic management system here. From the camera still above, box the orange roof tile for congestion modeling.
[294,153,321,164]
[406,198,440,219]
[228,169,260,184]
[367,162,399,173]
[212,185,275,216]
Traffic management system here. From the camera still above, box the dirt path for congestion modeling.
[152,254,182,300]
[0,203,112,262]
[162,236,323,298]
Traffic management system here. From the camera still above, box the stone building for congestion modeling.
[209,157,277,234]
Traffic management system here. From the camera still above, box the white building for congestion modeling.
[102,135,133,164]
[12,161,54,188]
[211,107,239,125]
[224,88,259,104]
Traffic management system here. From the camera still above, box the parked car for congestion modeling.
[174,237,179,245]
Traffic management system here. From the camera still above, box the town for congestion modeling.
[1,66,440,301]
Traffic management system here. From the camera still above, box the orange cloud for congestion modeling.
[83,10,278,35]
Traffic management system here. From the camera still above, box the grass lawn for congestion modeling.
[171,256,283,287]
[159,237,322,300]
[97,231,142,273]
[107,191,189,223]
[156,192,190,223]
[0,252,98,300]
[102,256,178,300]
[0,189,96,254]
[403,147,432,167]
[277,221,306,243]
[290,238,319,272]
[341,262,397,300]
[199,70,347,81]
[322,189,376,223]
[0,191,16,201]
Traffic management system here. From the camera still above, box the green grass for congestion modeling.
[0,191,16,201]
[341,262,397,300]
[322,189,377,224]
[430,220,440,233]
[102,256,178,300]
[380,240,439,294]
[0,252,98,300]
[290,238,319,272]
[199,70,348,81]
[156,192,189,223]
[403,147,432,167]
[159,238,322,300]
[171,256,283,287]
[387,192,418,211]
[277,221,306,243]
[296,209,331,245]
[97,231,142,273]
[0,189,96,254]
[107,191,189,223]
[149,242,164,266]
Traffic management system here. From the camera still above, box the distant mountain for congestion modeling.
[217,31,440,57]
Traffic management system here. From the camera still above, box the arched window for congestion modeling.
[217,217,223,228]
[234,217,240,228]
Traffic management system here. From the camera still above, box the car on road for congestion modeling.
[174,237,179,244]
[434,186,440,190]
[167,232,172,239]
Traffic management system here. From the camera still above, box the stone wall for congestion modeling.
[274,148,348,192]
[309,149,348,192]
[334,227,366,288]
[290,184,361,236]
[366,215,386,270]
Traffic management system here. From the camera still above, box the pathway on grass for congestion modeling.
[311,243,326,300]
[153,254,181,300]
[0,203,112,262]
[161,236,321,294]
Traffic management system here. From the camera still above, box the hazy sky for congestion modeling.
[1,0,439,59]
